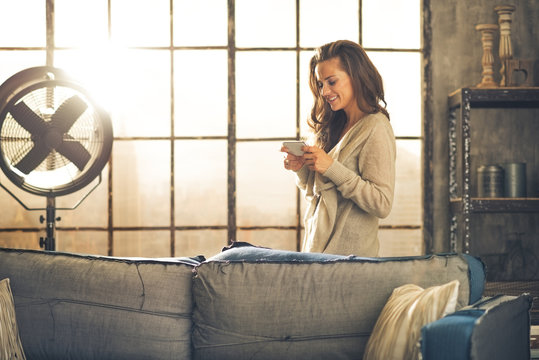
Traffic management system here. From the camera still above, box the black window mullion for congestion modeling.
[358,0,362,45]
[227,0,237,245]
[46,0,54,66]
[295,0,302,251]
[169,0,176,256]
[107,0,114,255]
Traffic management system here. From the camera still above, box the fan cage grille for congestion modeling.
[0,85,108,193]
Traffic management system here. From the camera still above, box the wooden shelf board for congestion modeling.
[450,198,539,213]
[448,87,539,109]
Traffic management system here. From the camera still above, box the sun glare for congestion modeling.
[54,41,127,110]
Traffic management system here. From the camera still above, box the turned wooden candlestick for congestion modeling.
[475,24,499,88]
[495,4,516,86]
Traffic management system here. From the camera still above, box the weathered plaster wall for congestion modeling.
[429,0,539,253]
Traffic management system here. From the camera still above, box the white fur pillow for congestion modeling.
[0,278,27,360]
[363,280,460,360]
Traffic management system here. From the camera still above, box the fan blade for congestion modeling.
[50,95,88,133]
[14,140,50,174]
[56,138,91,171]
[9,101,48,135]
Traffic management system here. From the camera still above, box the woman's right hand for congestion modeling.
[281,146,306,171]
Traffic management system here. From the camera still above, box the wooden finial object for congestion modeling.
[475,24,499,88]
[495,5,516,86]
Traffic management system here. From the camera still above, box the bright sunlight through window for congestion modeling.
[0,0,422,258]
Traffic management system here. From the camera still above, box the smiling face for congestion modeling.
[315,57,360,118]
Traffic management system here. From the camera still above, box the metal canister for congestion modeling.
[477,165,504,197]
[504,162,526,198]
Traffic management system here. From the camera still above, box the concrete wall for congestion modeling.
[429,0,539,253]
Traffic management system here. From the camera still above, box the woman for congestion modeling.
[282,40,396,256]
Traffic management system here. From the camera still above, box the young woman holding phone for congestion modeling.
[281,40,396,256]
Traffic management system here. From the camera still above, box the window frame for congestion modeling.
[0,0,431,256]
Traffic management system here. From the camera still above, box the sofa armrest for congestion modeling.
[420,294,532,360]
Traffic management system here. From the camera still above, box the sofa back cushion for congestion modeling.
[0,248,199,360]
[191,246,484,360]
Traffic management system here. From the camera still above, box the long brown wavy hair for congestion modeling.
[308,40,389,152]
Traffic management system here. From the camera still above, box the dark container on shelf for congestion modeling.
[477,164,504,197]
[504,162,527,198]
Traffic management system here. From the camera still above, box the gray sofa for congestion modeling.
[0,244,532,359]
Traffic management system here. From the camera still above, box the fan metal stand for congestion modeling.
[0,175,103,251]
[39,196,59,251]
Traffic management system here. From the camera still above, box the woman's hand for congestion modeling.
[302,145,333,173]
[281,146,306,171]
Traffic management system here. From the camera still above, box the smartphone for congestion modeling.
[283,141,306,156]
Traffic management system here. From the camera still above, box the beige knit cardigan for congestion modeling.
[295,112,396,256]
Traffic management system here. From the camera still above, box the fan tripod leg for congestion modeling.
[39,197,59,251]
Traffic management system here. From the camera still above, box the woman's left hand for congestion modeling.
[303,146,333,173]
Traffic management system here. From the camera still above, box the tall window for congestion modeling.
[0,0,423,257]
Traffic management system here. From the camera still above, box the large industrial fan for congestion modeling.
[0,66,113,250]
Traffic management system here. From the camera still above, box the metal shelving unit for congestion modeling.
[448,87,539,253]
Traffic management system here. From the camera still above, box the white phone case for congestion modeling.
[283,141,306,156]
